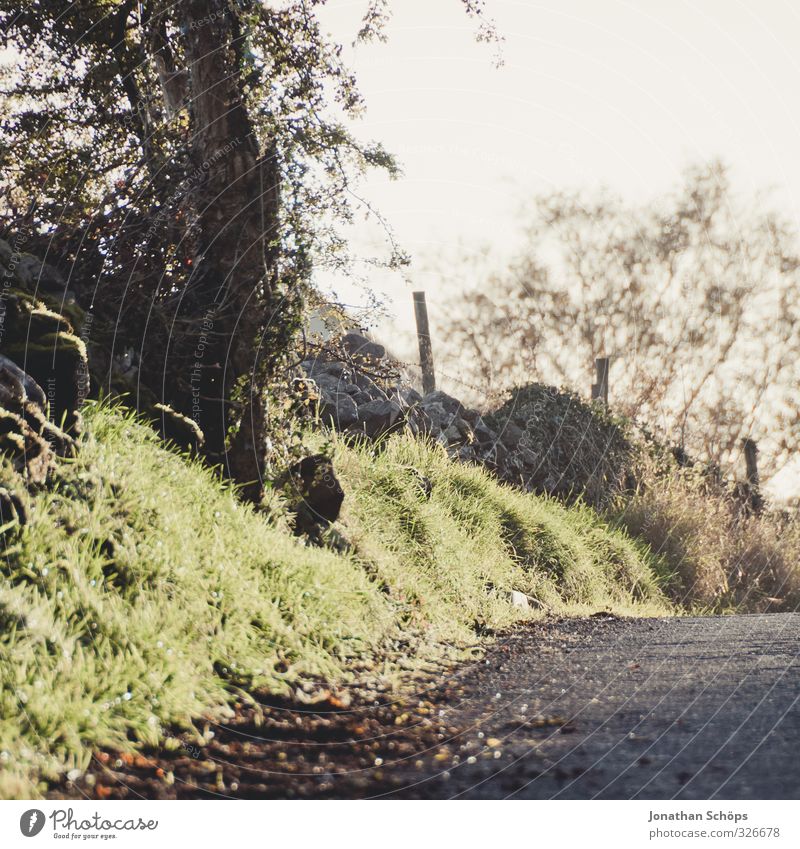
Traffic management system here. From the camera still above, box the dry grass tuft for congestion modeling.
[611,459,800,612]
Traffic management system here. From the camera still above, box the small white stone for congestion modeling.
[509,590,529,610]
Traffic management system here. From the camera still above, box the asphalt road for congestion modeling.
[395,613,800,799]
[55,613,800,800]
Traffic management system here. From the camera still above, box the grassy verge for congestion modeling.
[0,403,670,796]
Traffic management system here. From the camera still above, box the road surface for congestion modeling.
[392,613,800,799]
[54,613,800,799]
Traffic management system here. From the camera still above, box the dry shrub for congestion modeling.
[612,459,800,612]
[485,384,641,510]
[724,513,800,612]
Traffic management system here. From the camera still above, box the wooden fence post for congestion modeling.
[591,357,610,406]
[742,438,759,489]
[741,438,762,514]
[413,291,436,396]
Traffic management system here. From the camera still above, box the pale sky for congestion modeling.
[320,0,800,316]
[318,0,800,496]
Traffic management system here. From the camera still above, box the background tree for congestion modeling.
[444,162,800,484]
[0,0,496,500]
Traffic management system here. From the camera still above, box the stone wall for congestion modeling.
[299,331,556,492]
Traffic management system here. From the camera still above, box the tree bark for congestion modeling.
[179,0,281,501]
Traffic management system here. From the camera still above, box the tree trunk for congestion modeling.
[180,0,281,502]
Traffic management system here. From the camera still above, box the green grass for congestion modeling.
[0,403,671,796]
